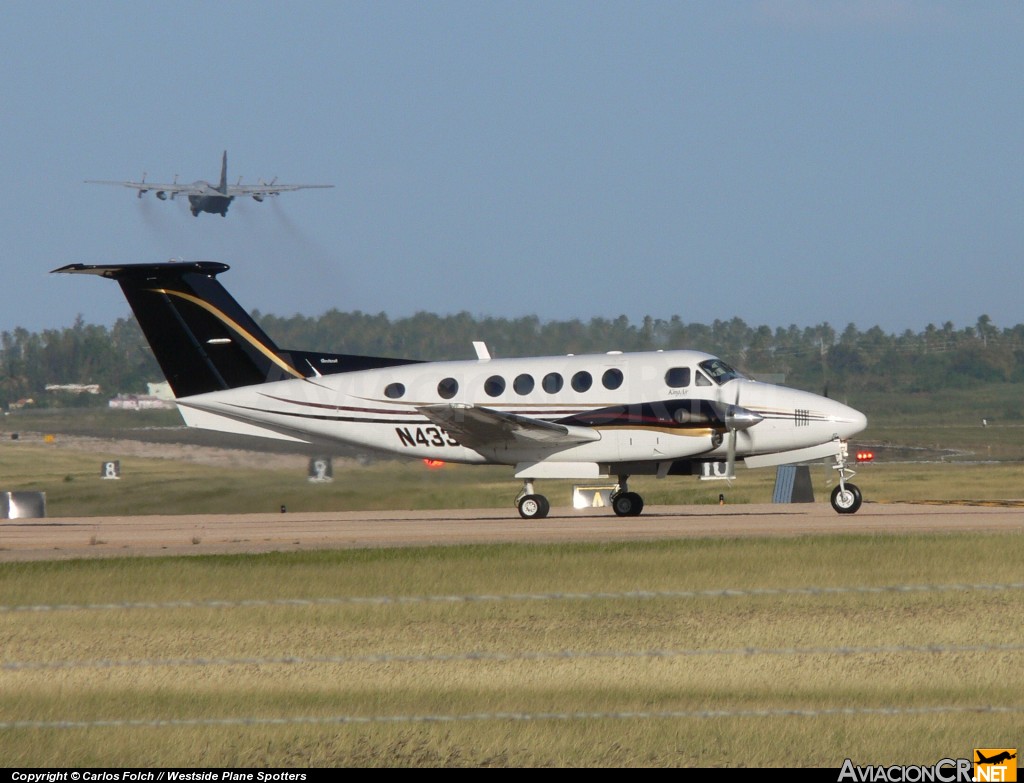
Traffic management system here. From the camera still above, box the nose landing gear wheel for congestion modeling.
[517,494,550,519]
[830,483,862,514]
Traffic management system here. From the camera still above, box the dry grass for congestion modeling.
[1,536,1021,766]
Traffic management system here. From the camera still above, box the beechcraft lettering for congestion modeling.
[55,261,869,519]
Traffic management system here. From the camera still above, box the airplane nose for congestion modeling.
[829,402,867,439]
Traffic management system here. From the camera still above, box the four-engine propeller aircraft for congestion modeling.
[54,261,868,518]
[85,151,333,217]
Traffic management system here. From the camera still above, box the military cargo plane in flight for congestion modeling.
[54,261,869,518]
[85,151,333,217]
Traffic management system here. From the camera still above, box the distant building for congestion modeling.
[45,384,101,395]
[108,393,175,411]
[107,381,175,410]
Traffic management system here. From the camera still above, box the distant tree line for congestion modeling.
[3,310,1024,409]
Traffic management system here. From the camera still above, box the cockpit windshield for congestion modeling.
[697,359,747,385]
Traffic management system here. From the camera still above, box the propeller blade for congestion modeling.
[726,428,737,479]
[726,384,739,478]
[721,383,761,479]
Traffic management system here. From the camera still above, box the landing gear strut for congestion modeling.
[611,475,645,517]
[515,480,550,519]
[829,441,863,514]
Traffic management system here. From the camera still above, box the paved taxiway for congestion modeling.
[0,502,1021,562]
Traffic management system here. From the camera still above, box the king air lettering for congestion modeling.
[396,426,460,448]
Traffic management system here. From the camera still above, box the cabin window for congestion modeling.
[384,382,406,399]
[543,372,564,393]
[438,377,459,399]
[602,368,623,390]
[484,375,505,397]
[513,374,535,395]
[665,367,690,388]
[571,370,593,392]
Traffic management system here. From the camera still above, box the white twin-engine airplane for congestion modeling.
[55,261,868,518]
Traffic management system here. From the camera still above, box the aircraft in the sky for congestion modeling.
[85,151,333,217]
[54,261,869,518]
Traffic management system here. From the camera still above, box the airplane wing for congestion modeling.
[418,403,601,451]
[84,180,200,195]
[227,183,334,196]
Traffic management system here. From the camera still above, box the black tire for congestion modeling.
[612,491,644,517]
[830,483,862,514]
[518,494,550,519]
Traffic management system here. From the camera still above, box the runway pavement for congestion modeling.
[1,501,1021,561]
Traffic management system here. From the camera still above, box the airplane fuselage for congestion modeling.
[176,349,866,477]
[186,181,233,217]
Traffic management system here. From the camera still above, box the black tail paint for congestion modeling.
[218,151,228,194]
[53,262,417,398]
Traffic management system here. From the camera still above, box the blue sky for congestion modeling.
[3,1,1023,342]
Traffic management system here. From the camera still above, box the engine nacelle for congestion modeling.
[252,193,264,202]
[156,191,168,200]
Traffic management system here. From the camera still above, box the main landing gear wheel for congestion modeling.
[517,494,550,519]
[612,491,644,517]
[611,475,645,517]
[830,483,862,514]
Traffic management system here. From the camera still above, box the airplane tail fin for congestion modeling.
[218,151,228,194]
[52,262,420,399]
[53,262,303,398]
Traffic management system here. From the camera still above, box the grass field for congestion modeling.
[1,536,1021,767]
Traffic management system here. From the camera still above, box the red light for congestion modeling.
[423,459,446,469]
[855,450,874,463]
